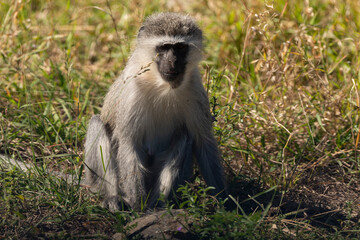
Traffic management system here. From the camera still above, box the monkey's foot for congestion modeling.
[102,196,124,212]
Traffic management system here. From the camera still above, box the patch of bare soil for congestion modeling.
[279,166,360,228]
[229,165,360,230]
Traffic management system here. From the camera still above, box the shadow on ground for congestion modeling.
[228,165,360,230]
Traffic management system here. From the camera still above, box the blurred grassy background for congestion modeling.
[1,0,360,238]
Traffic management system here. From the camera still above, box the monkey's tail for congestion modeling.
[0,154,83,185]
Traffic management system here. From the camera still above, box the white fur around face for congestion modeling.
[121,35,202,91]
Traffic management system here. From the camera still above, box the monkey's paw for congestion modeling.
[102,196,124,212]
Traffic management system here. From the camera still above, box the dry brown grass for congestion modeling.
[1,0,360,238]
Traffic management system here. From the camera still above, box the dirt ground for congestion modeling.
[280,166,360,228]
[117,164,360,239]
[229,165,360,229]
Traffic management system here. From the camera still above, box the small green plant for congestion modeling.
[176,182,286,239]
[177,181,220,216]
[195,209,268,240]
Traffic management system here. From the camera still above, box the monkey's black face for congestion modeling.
[155,42,189,88]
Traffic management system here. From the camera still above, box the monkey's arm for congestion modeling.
[194,136,227,199]
[190,83,227,199]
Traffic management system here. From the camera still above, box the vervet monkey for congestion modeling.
[84,12,226,211]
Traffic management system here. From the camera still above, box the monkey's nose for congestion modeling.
[169,59,176,69]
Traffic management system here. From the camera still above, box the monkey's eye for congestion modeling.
[156,44,172,52]
[174,43,187,49]
[174,43,189,53]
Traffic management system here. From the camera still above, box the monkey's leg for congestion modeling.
[195,137,227,199]
[147,134,193,208]
[115,144,150,211]
[84,115,122,210]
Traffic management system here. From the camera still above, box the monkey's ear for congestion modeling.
[137,26,145,38]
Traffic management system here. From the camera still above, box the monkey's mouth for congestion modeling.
[161,72,184,89]
[161,71,183,82]
[163,71,180,78]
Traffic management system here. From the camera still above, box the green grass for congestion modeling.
[1,0,360,238]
